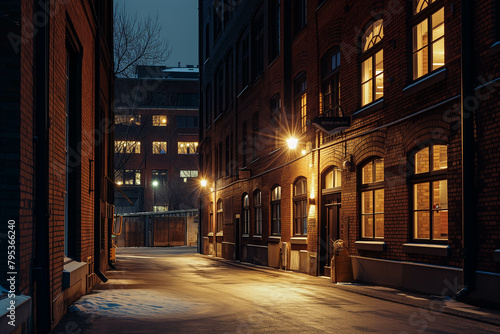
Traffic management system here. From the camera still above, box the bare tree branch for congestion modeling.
[113,3,171,78]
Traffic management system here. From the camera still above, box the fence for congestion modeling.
[114,209,198,247]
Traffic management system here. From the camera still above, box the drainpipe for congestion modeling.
[457,0,476,300]
[94,25,108,283]
[198,0,203,254]
[33,0,51,331]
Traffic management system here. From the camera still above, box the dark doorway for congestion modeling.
[320,193,341,276]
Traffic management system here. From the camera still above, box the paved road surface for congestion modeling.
[53,247,499,333]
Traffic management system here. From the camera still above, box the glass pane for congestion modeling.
[375,73,383,99]
[432,145,448,171]
[243,195,249,207]
[414,211,430,239]
[254,191,261,204]
[414,183,430,210]
[361,81,373,106]
[325,170,334,189]
[362,191,373,214]
[375,159,384,182]
[295,179,306,196]
[362,215,374,238]
[135,172,141,185]
[433,210,448,240]
[432,38,445,70]
[415,147,430,174]
[413,20,428,52]
[433,180,448,210]
[432,8,445,41]
[375,214,384,238]
[413,48,429,80]
[375,51,383,100]
[335,168,342,187]
[375,189,384,213]
[362,162,373,184]
[414,0,429,14]
[361,58,373,83]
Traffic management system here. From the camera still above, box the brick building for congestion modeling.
[199,0,500,306]
[0,0,113,332]
[114,65,200,213]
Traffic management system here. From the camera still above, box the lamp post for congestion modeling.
[199,179,208,253]
[152,180,159,212]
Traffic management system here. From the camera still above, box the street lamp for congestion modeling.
[287,137,298,150]
[152,180,159,187]
[200,179,207,187]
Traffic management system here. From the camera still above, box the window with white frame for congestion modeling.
[271,185,281,236]
[411,145,448,240]
[361,19,384,107]
[254,190,262,235]
[293,178,308,236]
[360,159,384,239]
[412,0,445,80]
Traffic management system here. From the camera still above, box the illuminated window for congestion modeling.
[178,142,198,154]
[361,20,384,107]
[115,169,141,186]
[412,1,445,79]
[115,141,141,154]
[217,199,223,232]
[115,114,141,126]
[324,167,341,190]
[271,186,281,236]
[412,145,448,240]
[242,194,249,235]
[152,115,167,126]
[254,190,262,235]
[152,141,167,154]
[360,159,384,239]
[294,74,307,134]
[180,170,198,182]
[293,178,308,236]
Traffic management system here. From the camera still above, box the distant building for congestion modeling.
[114,65,200,214]
[199,0,500,306]
[0,0,113,332]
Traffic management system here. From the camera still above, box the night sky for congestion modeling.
[116,0,199,67]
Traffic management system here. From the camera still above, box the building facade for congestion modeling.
[199,0,500,306]
[0,0,114,332]
[114,66,200,214]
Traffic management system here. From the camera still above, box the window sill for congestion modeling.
[242,234,249,238]
[216,232,223,237]
[290,237,307,245]
[355,241,386,252]
[253,235,262,240]
[495,249,500,263]
[207,232,214,237]
[353,99,384,117]
[63,260,87,289]
[268,236,281,243]
[490,41,500,55]
[403,243,450,257]
[403,68,447,96]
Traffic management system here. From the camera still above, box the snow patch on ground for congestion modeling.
[70,289,195,319]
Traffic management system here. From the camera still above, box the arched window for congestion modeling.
[271,186,281,236]
[293,178,308,236]
[411,145,448,240]
[294,73,307,134]
[412,0,445,79]
[323,167,342,191]
[217,199,223,233]
[361,19,384,107]
[209,201,214,233]
[360,159,384,239]
[242,194,250,235]
[254,190,262,235]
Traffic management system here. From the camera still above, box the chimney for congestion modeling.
[178,62,181,67]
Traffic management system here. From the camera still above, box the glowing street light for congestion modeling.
[200,179,208,187]
[287,137,298,150]
[152,180,159,187]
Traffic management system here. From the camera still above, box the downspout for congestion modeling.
[198,0,203,254]
[94,24,108,283]
[33,0,51,330]
[456,0,476,300]
[33,0,51,331]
